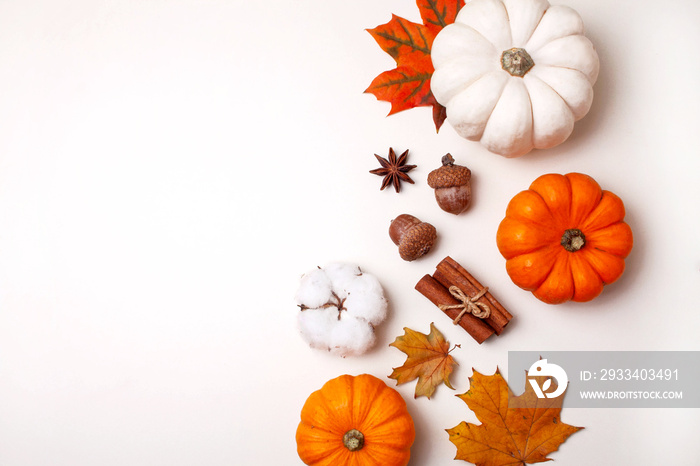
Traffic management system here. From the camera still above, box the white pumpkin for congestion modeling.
[431,0,599,157]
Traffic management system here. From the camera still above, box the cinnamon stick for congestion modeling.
[415,274,494,344]
[443,256,513,331]
[433,260,511,335]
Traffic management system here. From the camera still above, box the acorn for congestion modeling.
[427,154,472,215]
[389,214,437,261]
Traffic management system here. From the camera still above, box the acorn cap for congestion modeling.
[397,222,437,261]
[427,154,471,189]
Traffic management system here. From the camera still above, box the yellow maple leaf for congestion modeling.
[388,323,458,399]
[448,368,582,465]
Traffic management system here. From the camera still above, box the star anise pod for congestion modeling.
[369,148,417,193]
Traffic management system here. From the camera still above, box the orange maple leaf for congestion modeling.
[365,0,465,131]
[448,368,583,465]
[388,323,458,399]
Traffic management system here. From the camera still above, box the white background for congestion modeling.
[0,0,699,464]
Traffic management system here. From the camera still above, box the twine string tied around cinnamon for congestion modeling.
[438,285,491,324]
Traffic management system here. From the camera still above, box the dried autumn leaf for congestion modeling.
[388,323,457,399]
[365,0,465,131]
[416,0,465,35]
[448,368,582,465]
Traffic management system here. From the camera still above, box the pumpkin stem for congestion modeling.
[561,229,586,252]
[501,48,535,77]
[343,429,365,452]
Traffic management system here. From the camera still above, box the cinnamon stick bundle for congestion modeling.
[415,274,494,343]
[415,256,513,343]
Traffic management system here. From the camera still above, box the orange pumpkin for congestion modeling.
[496,173,633,304]
[296,374,415,466]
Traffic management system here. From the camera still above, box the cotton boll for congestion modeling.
[344,292,387,326]
[295,267,332,309]
[294,262,387,356]
[323,262,362,298]
[344,273,388,325]
[345,271,384,297]
[297,307,338,350]
[328,316,376,357]
[297,308,375,357]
